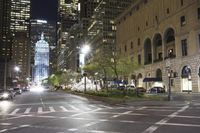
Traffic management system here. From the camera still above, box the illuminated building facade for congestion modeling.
[116,0,200,92]
[30,19,56,77]
[34,33,49,83]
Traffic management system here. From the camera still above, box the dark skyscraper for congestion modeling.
[0,0,12,88]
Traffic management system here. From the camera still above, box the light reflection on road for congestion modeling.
[0,101,13,114]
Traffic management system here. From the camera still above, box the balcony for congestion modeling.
[164,54,176,60]
[153,57,163,63]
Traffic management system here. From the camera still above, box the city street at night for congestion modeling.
[0,90,200,133]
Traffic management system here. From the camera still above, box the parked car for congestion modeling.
[135,87,146,93]
[126,85,135,90]
[0,89,14,100]
[13,87,22,94]
[149,87,166,93]
[117,85,126,90]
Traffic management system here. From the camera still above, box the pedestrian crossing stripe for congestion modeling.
[2,105,103,115]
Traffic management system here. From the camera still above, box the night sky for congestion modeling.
[31,0,58,21]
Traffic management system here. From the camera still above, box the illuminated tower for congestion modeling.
[34,33,49,84]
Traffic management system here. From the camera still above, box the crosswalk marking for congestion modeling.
[49,107,55,112]
[60,106,68,111]
[10,108,20,115]
[24,108,31,114]
[5,104,114,115]
[82,106,91,110]
[69,105,80,111]
[38,107,43,113]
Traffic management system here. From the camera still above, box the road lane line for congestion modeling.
[68,105,80,111]
[82,106,91,110]
[60,106,68,111]
[161,122,200,127]
[142,105,189,133]
[24,108,31,114]
[49,107,55,112]
[112,111,132,118]
[0,129,8,133]
[0,123,12,126]
[38,107,43,113]
[10,108,20,115]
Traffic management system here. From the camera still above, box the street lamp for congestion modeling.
[80,45,91,93]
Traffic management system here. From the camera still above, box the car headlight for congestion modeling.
[2,93,9,98]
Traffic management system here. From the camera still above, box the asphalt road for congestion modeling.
[0,90,200,133]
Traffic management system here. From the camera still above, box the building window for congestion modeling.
[180,16,186,26]
[181,0,184,6]
[198,34,200,49]
[144,0,148,4]
[138,54,141,65]
[198,8,200,19]
[131,42,133,49]
[146,21,148,26]
[125,45,127,52]
[181,39,188,56]
[138,38,140,46]
[167,8,170,14]
[138,27,140,31]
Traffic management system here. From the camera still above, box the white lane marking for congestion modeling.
[161,122,200,127]
[85,130,120,133]
[49,107,55,112]
[10,108,20,115]
[19,125,30,128]
[82,106,91,110]
[100,105,112,109]
[142,105,189,133]
[83,122,98,127]
[38,107,43,113]
[71,108,102,117]
[89,105,96,108]
[24,108,31,114]
[112,111,132,118]
[0,123,12,126]
[120,120,135,123]
[68,128,78,131]
[136,106,147,110]
[68,105,80,111]
[60,106,68,111]
[10,127,18,130]
[0,129,8,132]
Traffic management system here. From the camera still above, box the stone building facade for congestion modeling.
[116,0,200,92]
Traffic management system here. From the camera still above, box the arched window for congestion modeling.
[181,66,191,78]
[156,69,162,80]
[144,38,152,64]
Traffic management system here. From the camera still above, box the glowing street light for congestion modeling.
[81,45,90,55]
[14,66,20,72]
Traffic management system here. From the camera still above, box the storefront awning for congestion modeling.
[143,77,162,82]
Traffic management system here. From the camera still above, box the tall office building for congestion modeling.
[10,0,31,81]
[0,0,12,87]
[80,0,100,33]
[30,19,56,77]
[87,0,134,56]
[57,0,79,70]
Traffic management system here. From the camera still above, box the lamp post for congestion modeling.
[80,45,90,93]
[166,59,172,101]
[167,69,172,101]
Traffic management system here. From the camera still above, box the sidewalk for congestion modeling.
[171,92,200,101]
